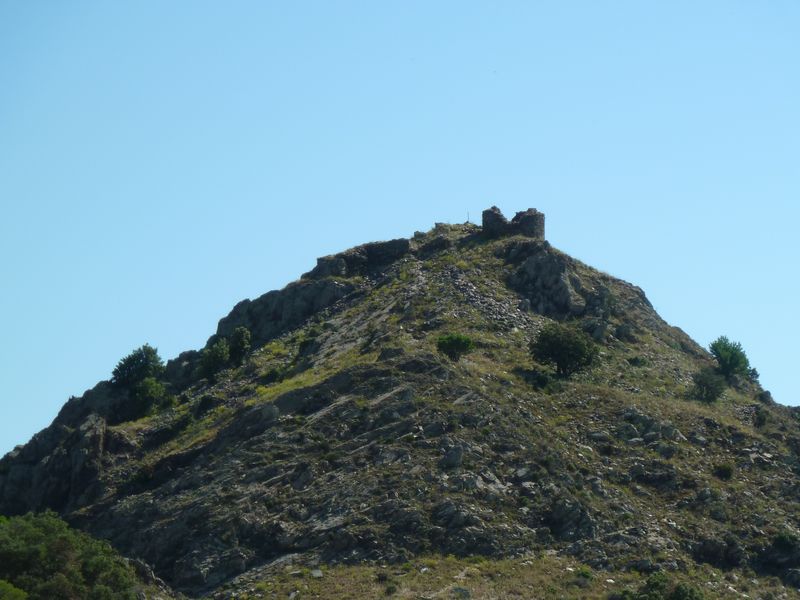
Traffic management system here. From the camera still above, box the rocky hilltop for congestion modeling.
[2,208,799,599]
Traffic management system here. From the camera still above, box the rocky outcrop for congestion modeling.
[303,238,411,279]
[216,278,355,347]
[693,535,748,568]
[164,350,201,391]
[54,381,118,427]
[0,413,108,515]
[213,240,411,350]
[503,239,659,328]
[503,240,589,318]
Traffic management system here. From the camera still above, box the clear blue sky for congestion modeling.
[1,2,798,455]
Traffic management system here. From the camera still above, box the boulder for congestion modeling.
[616,423,640,441]
[629,461,677,490]
[439,445,464,469]
[261,404,280,422]
[546,497,596,541]
[693,536,747,568]
[432,500,477,529]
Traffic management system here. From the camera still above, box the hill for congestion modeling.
[2,207,798,599]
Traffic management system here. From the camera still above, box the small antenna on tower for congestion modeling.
[467,211,470,223]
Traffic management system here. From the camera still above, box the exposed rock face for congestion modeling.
[504,240,589,318]
[208,238,410,356]
[303,239,410,279]
[164,350,201,391]
[179,240,410,385]
[481,206,545,239]
[212,239,411,356]
[545,497,596,541]
[0,412,108,515]
[216,278,355,347]
[693,535,748,568]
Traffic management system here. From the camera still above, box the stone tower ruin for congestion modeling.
[481,206,545,239]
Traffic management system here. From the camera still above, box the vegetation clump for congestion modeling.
[200,338,231,382]
[713,462,734,480]
[709,336,750,382]
[200,326,254,381]
[0,512,139,600]
[690,367,726,403]
[0,580,27,600]
[116,376,171,423]
[611,572,705,600]
[436,333,475,361]
[229,326,252,366]
[690,336,757,404]
[530,322,596,377]
[111,344,164,389]
[110,345,171,421]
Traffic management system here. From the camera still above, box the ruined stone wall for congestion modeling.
[481,206,545,239]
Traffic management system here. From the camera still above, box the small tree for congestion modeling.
[113,376,170,423]
[713,463,734,481]
[112,344,164,388]
[530,322,596,377]
[436,333,475,361]
[229,326,252,366]
[0,580,27,600]
[200,338,230,381]
[132,376,170,408]
[709,336,750,382]
[691,367,726,403]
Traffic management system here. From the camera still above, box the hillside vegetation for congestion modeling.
[1,208,798,599]
[0,512,168,600]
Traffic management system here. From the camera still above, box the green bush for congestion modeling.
[610,573,705,600]
[200,338,230,381]
[667,583,705,600]
[713,462,734,480]
[229,326,252,366]
[132,376,172,413]
[709,336,750,382]
[691,367,726,403]
[0,580,28,600]
[112,376,170,423]
[530,322,596,377]
[436,333,475,361]
[757,390,774,404]
[111,344,164,388]
[0,512,138,600]
[627,356,648,367]
[772,531,800,554]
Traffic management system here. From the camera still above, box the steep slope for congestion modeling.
[2,207,799,598]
